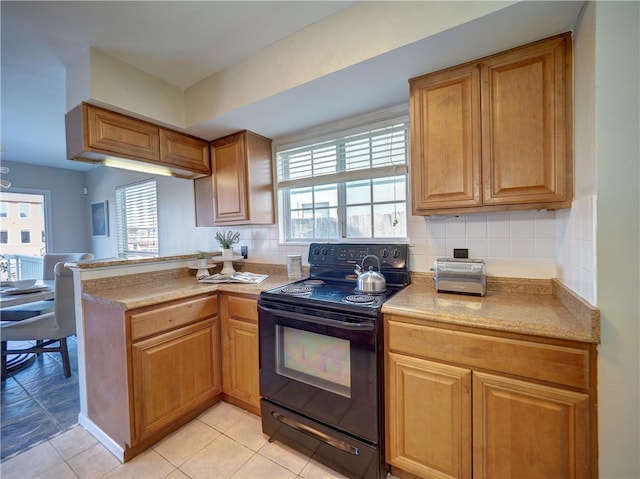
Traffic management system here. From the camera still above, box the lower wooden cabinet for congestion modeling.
[220,293,260,414]
[472,372,589,479]
[386,354,471,479]
[83,294,222,461]
[385,315,596,479]
[132,318,222,441]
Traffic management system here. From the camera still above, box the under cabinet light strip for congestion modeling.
[101,158,174,177]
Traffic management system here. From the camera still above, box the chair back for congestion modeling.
[43,253,94,280]
[53,262,78,337]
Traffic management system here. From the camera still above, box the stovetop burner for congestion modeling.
[259,243,410,317]
[280,285,313,295]
[344,294,376,304]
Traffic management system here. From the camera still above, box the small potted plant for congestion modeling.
[195,251,208,267]
[215,230,240,259]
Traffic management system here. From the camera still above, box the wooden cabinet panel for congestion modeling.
[409,33,572,215]
[159,129,210,174]
[195,130,274,226]
[132,318,222,441]
[386,318,590,390]
[481,35,570,206]
[65,102,210,178]
[385,315,596,479]
[473,372,589,479]
[86,105,160,161]
[213,138,248,223]
[131,295,218,341]
[223,318,259,406]
[83,293,222,461]
[386,353,472,479]
[410,63,481,212]
[220,294,260,413]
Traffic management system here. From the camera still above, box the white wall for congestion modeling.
[1,160,91,254]
[84,167,214,259]
[590,2,640,478]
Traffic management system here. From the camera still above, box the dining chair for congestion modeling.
[1,253,93,321]
[42,253,94,280]
[1,262,77,379]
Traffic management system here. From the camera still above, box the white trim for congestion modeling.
[274,103,409,152]
[78,414,125,463]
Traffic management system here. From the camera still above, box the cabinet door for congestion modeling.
[410,63,481,213]
[386,352,472,479]
[212,132,249,224]
[159,129,210,175]
[221,295,260,412]
[481,34,571,206]
[473,372,589,479]
[86,105,160,162]
[132,318,222,442]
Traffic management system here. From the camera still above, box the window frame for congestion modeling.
[115,179,159,258]
[275,106,409,244]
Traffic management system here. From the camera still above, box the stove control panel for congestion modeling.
[308,243,407,268]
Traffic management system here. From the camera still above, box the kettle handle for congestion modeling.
[361,254,381,271]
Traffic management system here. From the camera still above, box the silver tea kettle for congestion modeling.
[354,255,386,293]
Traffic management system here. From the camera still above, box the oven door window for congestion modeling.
[276,325,351,398]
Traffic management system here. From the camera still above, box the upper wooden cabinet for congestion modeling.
[194,130,274,226]
[410,33,573,215]
[65,102,210,178]
[159,128,210,175]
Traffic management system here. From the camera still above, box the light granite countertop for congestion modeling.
[82,270,293,310]
[383,274,599,344]
[79,260,599,344]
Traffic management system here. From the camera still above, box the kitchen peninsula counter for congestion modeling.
[82,272,291,310]
[383,273,600,344]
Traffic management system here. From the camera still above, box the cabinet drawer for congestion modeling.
[226,295,258,322]
[131,295,218,340]
[387,319,590,389]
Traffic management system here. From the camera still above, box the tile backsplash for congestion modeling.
[556,195,597,304]
[410,209,557,278]
[219,198,597,305]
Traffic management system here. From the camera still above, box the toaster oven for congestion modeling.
[433,258,486,296]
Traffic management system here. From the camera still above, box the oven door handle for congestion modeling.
[259,305,375,332]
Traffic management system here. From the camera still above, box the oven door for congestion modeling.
[258,302,380,444]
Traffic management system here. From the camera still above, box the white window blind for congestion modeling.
[277,122,408,189]
[277,118,408,242]
[115,179,158,258]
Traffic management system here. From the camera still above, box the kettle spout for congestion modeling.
[354,264,362,277]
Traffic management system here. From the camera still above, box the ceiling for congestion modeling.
[1,1,584,174]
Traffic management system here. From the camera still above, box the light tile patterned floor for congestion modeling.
[1,401,392,479]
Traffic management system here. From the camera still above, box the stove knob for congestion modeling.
[321,247,328,256]
[381,249,389,258]
[313,247,320,255]
[393,249,400,258]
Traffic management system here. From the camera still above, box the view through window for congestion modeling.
[0,191,47,280]
[276,118,409,242]
[115,179,159,258]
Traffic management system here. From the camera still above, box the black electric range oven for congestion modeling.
[258,243,409,479]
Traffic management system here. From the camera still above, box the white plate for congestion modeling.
[2,285,50,295]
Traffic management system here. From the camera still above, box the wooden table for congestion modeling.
[0,280,55,311]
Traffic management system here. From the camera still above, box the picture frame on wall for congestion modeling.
[91,201,109,237]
